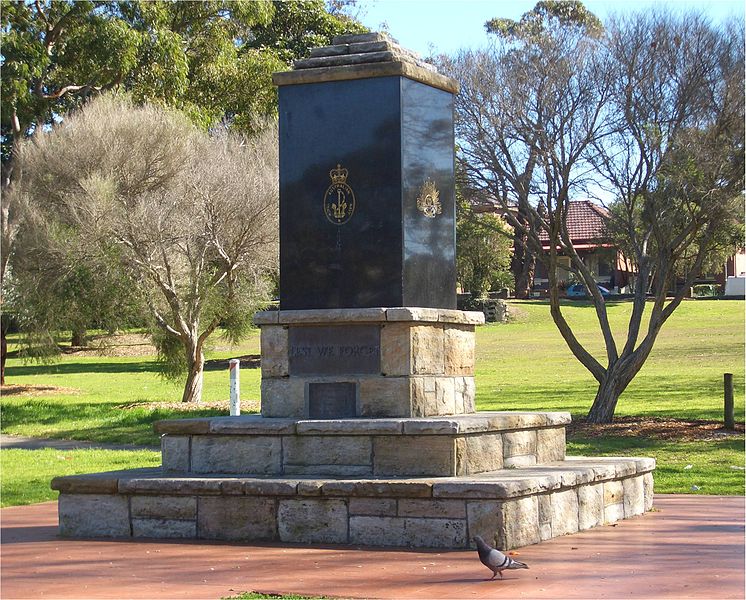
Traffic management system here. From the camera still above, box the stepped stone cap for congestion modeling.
[253,307,485,326]
[272,32,459,94]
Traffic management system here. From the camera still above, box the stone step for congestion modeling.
[155,413,571,477]
[52,456,655,550]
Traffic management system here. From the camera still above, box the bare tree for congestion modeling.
[585,11,745,422]
[13,95,279,402]
[445,3,743,423]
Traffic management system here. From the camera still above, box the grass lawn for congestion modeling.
[1,299,743,505]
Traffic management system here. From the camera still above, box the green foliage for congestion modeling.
[456,198,513,297]
[485,0,602,40]
[0,0,365,158]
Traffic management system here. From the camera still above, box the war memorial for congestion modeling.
[52,33,654,550]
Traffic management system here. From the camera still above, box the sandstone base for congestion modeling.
[53,456,653,550]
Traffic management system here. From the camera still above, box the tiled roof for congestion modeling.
[539,200,608,243]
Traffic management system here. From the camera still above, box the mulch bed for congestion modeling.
[567,416,744,441]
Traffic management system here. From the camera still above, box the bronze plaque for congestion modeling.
[308,382,357,419]
[288,325,380,375]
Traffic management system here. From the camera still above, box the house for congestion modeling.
[532,200,631,294]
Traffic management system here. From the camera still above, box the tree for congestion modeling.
[584,11,744,422]
[0,0,363,374]
[12,95,279,402]
[456,198,513,298]
[446,2,743,422]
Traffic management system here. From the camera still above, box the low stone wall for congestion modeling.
[53,457,654,550]
[156,414,569,478]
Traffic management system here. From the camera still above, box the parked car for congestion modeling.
[566,283,612,299]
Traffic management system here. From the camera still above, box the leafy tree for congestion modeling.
[445,2,744,422]
[456,198,513,298]
[12,95,279,402]
[0,0,364,374]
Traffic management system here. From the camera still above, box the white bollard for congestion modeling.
[229,358,241,416]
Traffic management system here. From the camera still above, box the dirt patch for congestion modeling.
[0,384,80,397]
[567,416,745,441]
[116,399,261,413]
[62,333,156,357]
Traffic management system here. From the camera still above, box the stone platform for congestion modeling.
[52,455,654,550]
[52,413,655,550]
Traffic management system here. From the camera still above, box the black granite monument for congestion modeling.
[274,33,458,310]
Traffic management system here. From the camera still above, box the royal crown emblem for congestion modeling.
[416,179,442,218]
[324,163,356,225]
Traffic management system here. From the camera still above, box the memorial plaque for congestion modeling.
[288,325,381,375]
[308,382,357,419]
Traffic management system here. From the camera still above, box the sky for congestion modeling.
[357,0,745,57]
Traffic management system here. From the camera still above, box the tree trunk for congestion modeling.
[586,374,625,423]
[181,348,204,403]
[0,328,7,385]
[511,210,536,299]
[71,328,87,347]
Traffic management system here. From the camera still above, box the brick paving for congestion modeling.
[1,495,743,600]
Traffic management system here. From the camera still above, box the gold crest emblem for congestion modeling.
[323,164,356,225]
[417,179,442,218]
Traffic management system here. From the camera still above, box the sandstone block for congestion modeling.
[58,494,130,538]
[373,435,455,476]
[604,480,624,506]
[278,308,386,323]
[551,489,579,537]
[643,472,655,511]
[296,419,403,435]
[385,307,440,322]
[191,435,281,474]
[119,477,222,496]
[131,496,196,520]
[503,455,537,468]
[154,418,210,435]
[444,325,475,376]
[283,436,372,468]
[198,497,277,541]
[296,480,324,496]
[577,483,604,530]
[380,322,411,376]
[254,310,279,325]
[411,376,456,416]
[348,498,397,516]
[454,376,476,413]
[350,516,406,546]
[51,472,120,495]
[503,430,537,459]
[359,377,410,417]
[242,479,299,496]
[538,494,552,541]
[161,436,190,472]
[260,325,288,378]
[623,476,645,517]
[322,480,432,498]
[410,325,445,374]
[499,496,540,550]
[398,499,466,519]
[132,518,196,539]
[260,378,306,418]
[210,416,297,435]
[278,499,348,544]
[466,501,502,548]
[604,502,624,524]
[536,427,566,463]
[460,433,503,475]
[403,517,466,548]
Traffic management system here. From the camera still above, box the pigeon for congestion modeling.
[473,535,529,580]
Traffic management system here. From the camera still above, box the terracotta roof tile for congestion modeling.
[539,200,608,243]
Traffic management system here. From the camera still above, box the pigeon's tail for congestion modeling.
[508,559,529,570]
